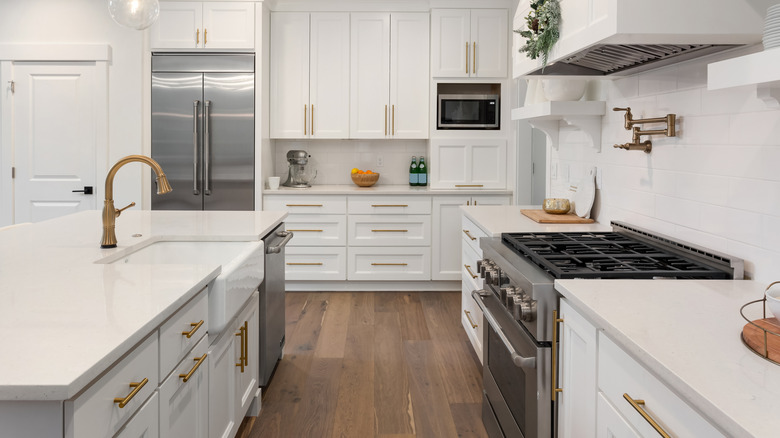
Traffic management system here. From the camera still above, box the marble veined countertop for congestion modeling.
[0,210,286,400]
[556,279,780,438]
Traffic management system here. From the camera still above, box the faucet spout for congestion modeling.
[101,155,172,248]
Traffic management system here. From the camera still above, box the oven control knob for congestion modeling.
[517,298,537,322]
[483,268,497,284]
[499,286,513,302]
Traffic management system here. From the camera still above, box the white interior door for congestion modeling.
[12,62,98,223]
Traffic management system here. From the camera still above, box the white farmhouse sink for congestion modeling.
[100,240,264,335]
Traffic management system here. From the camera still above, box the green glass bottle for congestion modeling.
[418,156,427,187]
[409,156,419,186]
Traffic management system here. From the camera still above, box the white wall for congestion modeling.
[0,0,146,209]
[547,47,780,282]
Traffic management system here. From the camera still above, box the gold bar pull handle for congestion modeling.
[462,229,477,241]
[287,262,323,266]
[196,28,200,45]
[473,41,476,74]
[179,354,207,382]
[551,310,563,401]
[464,264,478,279]
[371,229,408,233]
[304,105,307,136]
[466,41,469,74]
[204,28,207,45]
[371,263,408,266]
[455,184,484,188]
[311,104,314,136]
[392,105,395,135]
[235,326,245,372]
[242,321,249,367]
[623,394,672,438]
[286,204,323,207]
[113,378,149,408]
[181,320,204,339]
[464,310,478,329]
[287,229,323,232]
[384,105,388,136]
[371,204,408,207]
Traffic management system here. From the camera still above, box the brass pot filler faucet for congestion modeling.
[101,155,172,248]
[613,107,676,153]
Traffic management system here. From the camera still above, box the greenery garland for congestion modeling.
[514,0,561,68]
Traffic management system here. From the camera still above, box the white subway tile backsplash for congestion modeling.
[654,195,699,228]
[676,115,730,145]
[729,111,780,145]
[674,173,730,205]
[699,204,763,247]
[637,67,678,96]
[728,178,780,217]
[656,88,702,116]
[761,215,780,251]
[701,86,767,116]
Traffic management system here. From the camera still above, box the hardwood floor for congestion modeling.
[241,291,488,438]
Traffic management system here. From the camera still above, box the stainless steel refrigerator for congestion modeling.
[151,53,254,210]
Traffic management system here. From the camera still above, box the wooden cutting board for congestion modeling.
[521,209,595,224]
[742,317,780,363]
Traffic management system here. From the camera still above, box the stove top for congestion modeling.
[501,231,733,280]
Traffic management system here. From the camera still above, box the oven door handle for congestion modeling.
[472,290,537,369]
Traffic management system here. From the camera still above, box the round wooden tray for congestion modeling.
[740,297,780,365]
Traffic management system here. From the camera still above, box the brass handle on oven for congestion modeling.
[623,393,672,438]
[552,310,563,401]
[113,378,148,408]
[462,229,477,241]
[179,353,207,382]
[464,310,478,328]
[181,320,204,339]
[464,264,478,279]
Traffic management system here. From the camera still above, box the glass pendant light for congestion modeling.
[108,0,160,30]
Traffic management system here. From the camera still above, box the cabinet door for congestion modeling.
[596,393,641,438]
[558,300,598,438]
[430,140,468,189]
[430,139,506,189]
[270,13,310,138]
[202,2,254,49]
[150,2,202,49]
[431,196,471,280]
[390,13,429,139]
[471,140,507,189]
[235,294,260,424]
[208,327,237,438]
[350,13,391,138]
[471,9,508,77]
[159,336,209,438]
[310,13,350,138]
[431,9,471,77]
[115,393,159,438]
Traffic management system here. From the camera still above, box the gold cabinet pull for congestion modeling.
[196,29,200,45]
[181,320,204,339]
[304,105,307,136]
[370,204,408,207]
[462,229,477,241]
[464,264,478,279]
[371,263,408,266]
[286,204,323,207]
[242,321,248,367]
[287,229,323,232]
[464,310,478,329]
[179,353,207,382]
[311,104,314,136]
[623,393,672,438]
[473,41,476,74]
[287,262,323,266]
[204,28,207,45]
[455,184,484,188]
[465,41,469,74]
[113,378,148,408]
[552,310,563,401]
[391,104,395,135]
[384,105,388,135]
[371,229,408,233]
[235,324,246,372]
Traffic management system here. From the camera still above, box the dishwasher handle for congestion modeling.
[266,231,293,254]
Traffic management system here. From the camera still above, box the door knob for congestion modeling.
[72,186,93,195]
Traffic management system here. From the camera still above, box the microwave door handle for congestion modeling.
[472,290,537,369]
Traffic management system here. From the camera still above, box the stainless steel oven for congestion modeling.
[437,94,499,129]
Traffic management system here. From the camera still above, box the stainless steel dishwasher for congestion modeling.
[259,224,292,387]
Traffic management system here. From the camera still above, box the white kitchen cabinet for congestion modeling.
[348,246,431,281]
[430,139,507,189]
[350,13,429,139]
[348,215,431,247]
[115,393,159,438]
[159,336,209,438]
[285,246,347,281]
[558,299,598,438]
[596,393,641,438]
[461,246,483,363]
[234,295,260,427]
[151,2,254,50]
[431,9,507,78]
[270,12,350,139]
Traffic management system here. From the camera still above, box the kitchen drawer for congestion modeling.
[159,335,208,438]
[461,271,483,361]
[286,246,347,280]
[462,240,482,289]
[114,392,159,438]
[348,215,431,246]
[347,196,431,215]
[65,334,159,438]
[159,289,208,382]
[264,195,347,214]
[348,247,431,281]
[598,333,726,438]
[285,213,347,246]
[462,215,487,255]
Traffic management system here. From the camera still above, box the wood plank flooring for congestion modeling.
[242,292,488,438]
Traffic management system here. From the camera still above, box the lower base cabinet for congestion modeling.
[159,336,209,438]
[115,393,159,438]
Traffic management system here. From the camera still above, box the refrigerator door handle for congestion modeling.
[204,100,211,196]
[193,100,200,195]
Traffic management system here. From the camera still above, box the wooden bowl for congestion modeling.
[351,173,379,187]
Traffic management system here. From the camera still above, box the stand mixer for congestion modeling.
[282,150,317,188]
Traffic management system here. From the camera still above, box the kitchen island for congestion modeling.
[0,210,286,437]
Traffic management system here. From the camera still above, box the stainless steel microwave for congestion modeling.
[437,94,499,129]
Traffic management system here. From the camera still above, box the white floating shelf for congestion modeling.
[511,101,606,152]
[708,48,780,108]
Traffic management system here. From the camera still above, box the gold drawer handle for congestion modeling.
[371,229,408,232]
[181,320,204,339]
[179,353,208,382]
[464,310,478,329]
[370,204,408,207]
[286,204,323,207]
[113,377,148,408]
[287,262,323,266]
[455,184,483,188]
[623,393,672,438]
[462,229,477,241]
[287,229,323,232]
[464,264,478,279]
[371,263,408,266]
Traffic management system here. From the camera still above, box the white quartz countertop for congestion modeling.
[461,205,611,236]
[264,184,512,196]
[0,210,286,400]
[556,279,780,438]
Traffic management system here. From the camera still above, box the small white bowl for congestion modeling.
[541,79,588,101]
[765,283,780,320]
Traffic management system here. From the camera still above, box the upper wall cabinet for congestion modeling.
[350,13,429,139]
[431,9,507,78]
[150,2,255,50]
[270,13,350,139]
